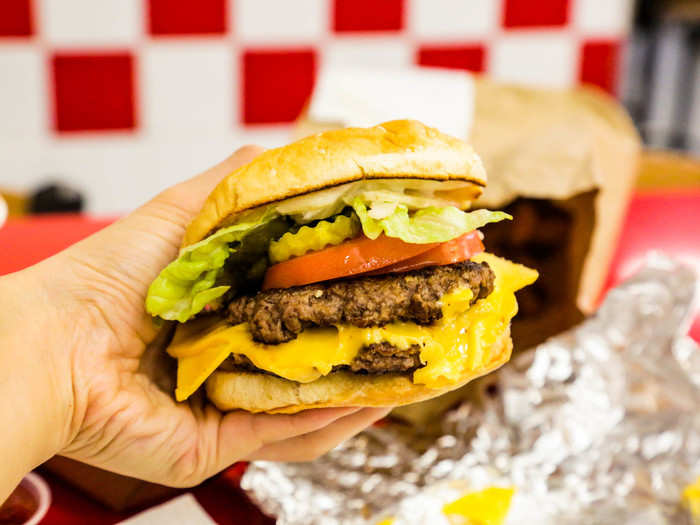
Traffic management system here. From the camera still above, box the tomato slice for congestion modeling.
[262,235,438,290]
[364,231,484,276]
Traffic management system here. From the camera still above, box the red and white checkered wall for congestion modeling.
[1,0,632,213]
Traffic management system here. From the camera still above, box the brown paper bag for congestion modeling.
[471,79,641,314]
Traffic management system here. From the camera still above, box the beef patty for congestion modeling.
[226,260,495,344]
[219,343,423,376]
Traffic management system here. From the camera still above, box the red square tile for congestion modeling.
[333,0,403,32]
[579,40,621,95]
[52,53,136,132]
[242,49,316,124]
[0,0,32,36]
[503,0,569,28]
[148,0,226,35]
[417,45,486,73]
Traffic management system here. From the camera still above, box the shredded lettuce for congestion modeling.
[145,207,278,322]
[274,179,475,224]
[352,197,511,244]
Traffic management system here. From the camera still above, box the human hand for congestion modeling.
[0,146,389,498]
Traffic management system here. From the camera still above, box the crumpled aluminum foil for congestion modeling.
[242,255,699,524]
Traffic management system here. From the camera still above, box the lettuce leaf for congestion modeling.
[145,207,278,322]
[352,197,511,244]
[146,188,511,322]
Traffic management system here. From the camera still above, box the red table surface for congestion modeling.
[603,191,700,341]
[0,190,698,524]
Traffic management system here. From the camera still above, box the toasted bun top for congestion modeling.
[182,120,487,247]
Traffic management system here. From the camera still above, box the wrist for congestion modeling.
[0,268,75,500]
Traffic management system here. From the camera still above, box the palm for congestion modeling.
[55,195,224,484]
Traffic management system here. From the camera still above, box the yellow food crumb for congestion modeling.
[442,487,515,525]
[682,477,700,519]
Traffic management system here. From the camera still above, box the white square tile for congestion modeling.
[141,42,234,137]
[0,139,46,191]
[147,133,250,193]
[490,33,577,88]
[236,127,293,149]
[40,0,141,46]
[0,47,47,139]
[235,0,327,43]
[323,38,412,68]
[42,137,147,213]
[573,0,633,36]
[409,0,501,39]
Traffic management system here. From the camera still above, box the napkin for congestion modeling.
[308,65,474,140]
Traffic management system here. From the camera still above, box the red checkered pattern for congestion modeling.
[0,0,632,213]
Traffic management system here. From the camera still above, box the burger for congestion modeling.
[145,120,537,414]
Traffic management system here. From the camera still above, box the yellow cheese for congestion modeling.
[175,341,232,401]
[170,253,537,401]
[442,487,515,525]
[682,476,700,519]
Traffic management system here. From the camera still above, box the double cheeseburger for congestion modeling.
[146,120,537,413]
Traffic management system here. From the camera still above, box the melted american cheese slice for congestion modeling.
[169,253,537,402]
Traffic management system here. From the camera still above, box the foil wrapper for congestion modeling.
[242,256,699,524]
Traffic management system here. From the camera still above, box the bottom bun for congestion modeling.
[205,328,512,414]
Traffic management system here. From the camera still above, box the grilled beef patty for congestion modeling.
[226,260,494,345]
[219,343,423,376]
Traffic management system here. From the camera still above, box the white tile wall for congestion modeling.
[234,0,328,43]
[323,37,412,68]
[409,0,501,40]
[41,137,148,212]
[573,0,633,37]
[0,0,634,215]
[40,0,142,47]
[141,42,235,137]
[1,139,47,191]
[0,131,293,214]
[0,46,47,139]
[490,32,577,88]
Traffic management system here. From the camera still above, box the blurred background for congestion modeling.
[1,2,699,523]
[0,0,696,214]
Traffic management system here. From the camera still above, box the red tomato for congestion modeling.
[364,231,484,275]
[262,235,438,290]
